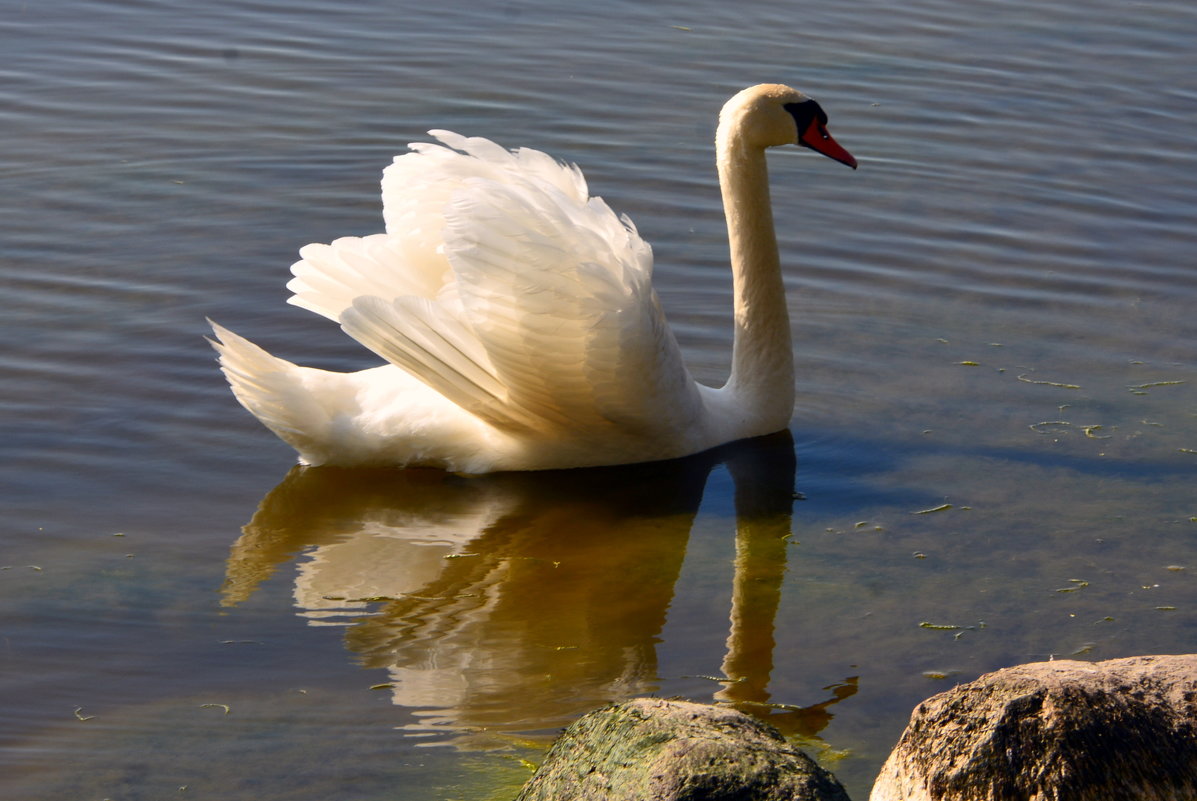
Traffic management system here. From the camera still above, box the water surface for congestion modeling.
[2,0,1195,798]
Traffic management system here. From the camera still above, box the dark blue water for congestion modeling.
[2,0,1195,797]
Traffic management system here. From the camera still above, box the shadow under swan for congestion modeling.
[222,431,853,740]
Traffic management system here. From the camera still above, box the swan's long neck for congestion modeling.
[716,123,795,431]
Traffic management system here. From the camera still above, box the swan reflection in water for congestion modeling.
[222,431,855,741]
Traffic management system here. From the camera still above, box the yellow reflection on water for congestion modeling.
[220,433,849,740]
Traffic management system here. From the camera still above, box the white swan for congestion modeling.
[210,83,856,472]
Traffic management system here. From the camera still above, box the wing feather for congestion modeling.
[283,131,701,437]
[441,162,701,433]
[288,234,448,322]
[339,296,542,432]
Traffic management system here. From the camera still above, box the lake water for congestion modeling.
[2,0,1195,798]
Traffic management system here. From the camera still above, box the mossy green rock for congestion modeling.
[516,697,850,801]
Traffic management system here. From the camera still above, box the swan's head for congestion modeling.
[719,83,857,169]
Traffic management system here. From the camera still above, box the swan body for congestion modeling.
[210,84,855,472]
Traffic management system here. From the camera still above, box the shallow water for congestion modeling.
[2,0,1195,798]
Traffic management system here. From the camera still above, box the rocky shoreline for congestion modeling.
[516,654,1197,800]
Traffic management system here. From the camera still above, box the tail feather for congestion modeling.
[207,320,331,456]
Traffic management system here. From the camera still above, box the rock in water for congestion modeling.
[871,654,1197,800]
[515,697,850,801]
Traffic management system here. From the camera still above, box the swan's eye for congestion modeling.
[783,99,829,137]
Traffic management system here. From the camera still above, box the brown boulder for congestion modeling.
[871,654,1197,800]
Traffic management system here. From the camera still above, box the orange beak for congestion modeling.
[799,117,857,169]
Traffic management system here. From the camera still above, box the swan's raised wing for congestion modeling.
[438,147,700,435]
[286,132,587,324]
[291,132,703,436]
